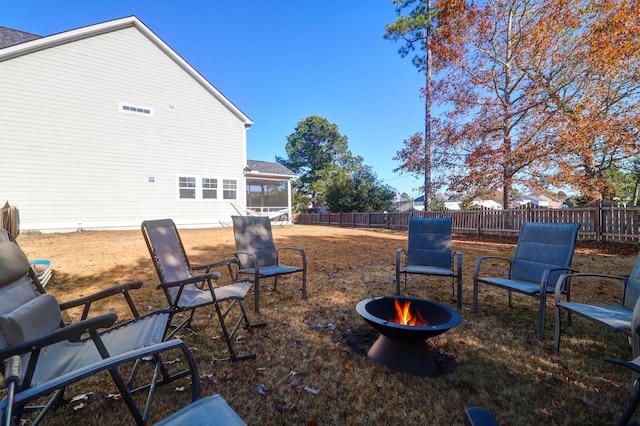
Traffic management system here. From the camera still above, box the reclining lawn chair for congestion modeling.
[554,254,640,354]
[472,222,581,339]
[141,219,265,361]
[232,215,307,313]
[395,217,462,308]
[0,230,200,425]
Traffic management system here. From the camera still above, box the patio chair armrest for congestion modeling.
[473,256,512,278]
[192,258,240,281]
[554,272,627,303]
[605,356,640,375]
[455,251,463,275]
[541,267,578,298]
[395,248,407,270]
[192,257,240,271]
[0,313,118,360]
[276,247,306,266]
[59,280,144,319]
[157,273,220,290]
[233,251,257,269]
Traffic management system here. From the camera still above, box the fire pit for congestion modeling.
[356,296,461,377]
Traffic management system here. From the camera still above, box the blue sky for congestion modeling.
[4,1,427,197]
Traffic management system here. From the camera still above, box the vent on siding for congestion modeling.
[119,102,153,117]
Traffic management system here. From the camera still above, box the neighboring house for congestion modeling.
[444,199,502,210]
[513,193,564,208]
[392,193,414,212]
[0,17,295,232]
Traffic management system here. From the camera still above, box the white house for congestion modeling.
[0,17,294,232]
[513,193,564,209]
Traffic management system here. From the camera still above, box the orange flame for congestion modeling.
[390,298,429,326]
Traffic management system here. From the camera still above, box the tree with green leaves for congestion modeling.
[276,116,354,208]
[324,165,396,212]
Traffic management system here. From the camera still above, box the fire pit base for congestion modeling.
[367,335,436,377]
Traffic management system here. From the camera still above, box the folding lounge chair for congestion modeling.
[395,217,463,308]
[232,215,307,313]
[472,222,581,339]
[0,230,198,425]
[141,219,265,362]
[554,254,640,353]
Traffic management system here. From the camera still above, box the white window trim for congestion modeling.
[176,175,238,201]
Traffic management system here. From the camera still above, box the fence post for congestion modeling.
[595,200,602,242]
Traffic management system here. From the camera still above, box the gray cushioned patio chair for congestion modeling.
[232,215,307,313]
[472,222,581,339]
[395,217,462,308]
[554,254,640,354]
[0,230,199,425]
[141,218,265,361]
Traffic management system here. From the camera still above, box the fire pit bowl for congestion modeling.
[356,296,461,377]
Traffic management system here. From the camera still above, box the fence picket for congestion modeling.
[294,205,640,243]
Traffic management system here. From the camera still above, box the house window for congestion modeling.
[223,179,237,200]
[119,102,153,117]
[202,178,218,199]
[178,177,196,199]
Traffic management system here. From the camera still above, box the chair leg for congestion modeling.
[254,275,260,314]
[301,269,307,300]
[537,294,546,340]
[213,299,266,362]
[554,306,562,351]
[617,377,640,426]
[472,277,479,313]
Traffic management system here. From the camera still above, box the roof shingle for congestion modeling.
[0,26,41,49]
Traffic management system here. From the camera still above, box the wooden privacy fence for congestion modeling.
[294,204,640,243]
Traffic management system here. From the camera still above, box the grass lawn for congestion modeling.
[12,224,640,425]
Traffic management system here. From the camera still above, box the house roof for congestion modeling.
[0,16,253,126]
[246,160,296,177]
[0,26,41,49]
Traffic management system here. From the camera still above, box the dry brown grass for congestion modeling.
[12,225,640,425]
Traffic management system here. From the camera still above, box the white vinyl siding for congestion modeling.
[0,25,249,231]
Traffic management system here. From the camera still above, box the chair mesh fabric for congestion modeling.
[142,219,207,304]
[510,222,580,288]
[153,395,246,426]
[406,217,452,269]
[30,311,170,387]
[232,216,278,269]
[624,258,640,310]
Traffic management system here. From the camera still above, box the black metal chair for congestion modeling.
[232,215,307,313]
[395,217,462,308]
[554,254,640,354]
[472,222,581,339]
[141,218,265,361]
